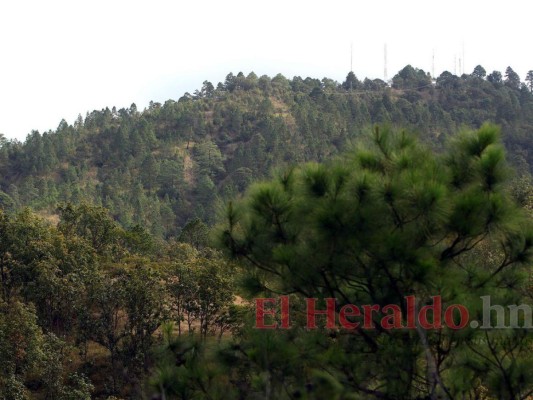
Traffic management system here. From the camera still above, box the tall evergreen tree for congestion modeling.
[218,125,533,399]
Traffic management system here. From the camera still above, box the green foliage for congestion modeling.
[178,217,210,250]
[0,66,532,237]
[0,300,93,399]
[0,301,43,381]
[218,125,532,399]
[57,202,122,256]
[166,243,236,338]
[149,333,234,400]
[392,65,432,89]
[0,66,532,398]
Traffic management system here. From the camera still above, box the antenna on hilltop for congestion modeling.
[462,42,465,75]
[432,49,435,78]
[350,41,353,72]
[384,43,388,81]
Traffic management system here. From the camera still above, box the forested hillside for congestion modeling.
[0,65,532,236]
[0,65,532,399]
[1,126,530,400]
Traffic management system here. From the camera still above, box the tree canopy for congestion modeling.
[0,66,532,238]
[218,124,533,399]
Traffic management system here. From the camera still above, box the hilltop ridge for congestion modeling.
[0,65,531,236]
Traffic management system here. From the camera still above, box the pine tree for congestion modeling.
[218,125,533,399]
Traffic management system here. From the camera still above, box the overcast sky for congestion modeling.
[0,0,531,141]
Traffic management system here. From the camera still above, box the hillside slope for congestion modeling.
[0,65,532,236]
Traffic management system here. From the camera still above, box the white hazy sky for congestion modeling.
[0,0,531,141]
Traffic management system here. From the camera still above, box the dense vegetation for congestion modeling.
[0,203,239,398]
[217,125,532,399]
[0,65,532,237]
[0,66,531,399]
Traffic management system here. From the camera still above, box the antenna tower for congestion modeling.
[432,49,435,78]
[384,43,388,81]
[462,42,465,75]
[350,42,353,72]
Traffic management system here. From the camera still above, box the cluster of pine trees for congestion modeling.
[0,65,532,237]
[0,65,531,399]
